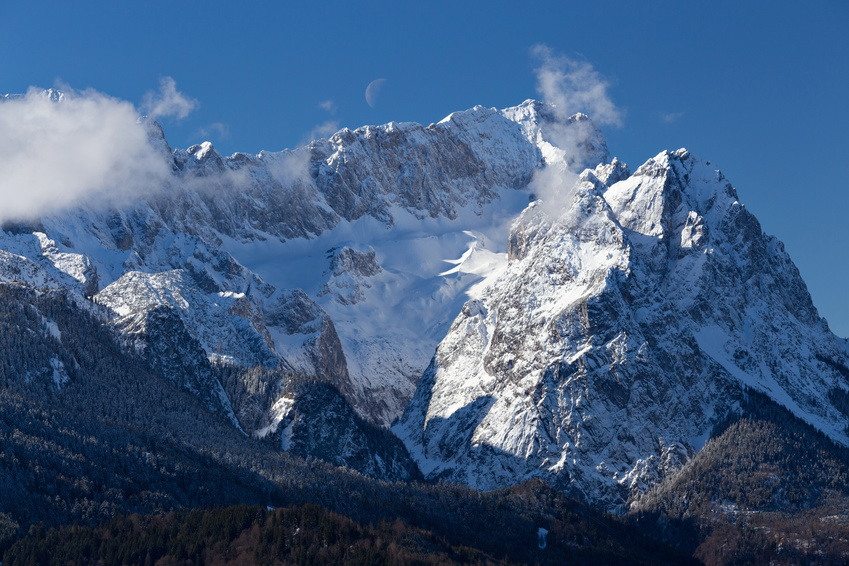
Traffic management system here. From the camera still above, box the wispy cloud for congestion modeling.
[660,111,685,123]
[197,121,230,140]
[141,76,198,120]
[265,148,312,186]
[0,87,171,223]
[304,121,339,144]
[532,44,622,127]
[525,45,622,217]
[318,100,337,114]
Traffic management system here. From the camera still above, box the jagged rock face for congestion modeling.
[117,305,240,426]
[501,103,609,175]
[261,289,351,394]
[395,150,849,510]
[161,101,550,244]
[310,110,537,224]
[255,381,421,482]
[95,270,278,367]
[0,232,99,296]
[319,246,381,305]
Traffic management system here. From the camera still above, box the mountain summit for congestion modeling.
[394,147,849,510]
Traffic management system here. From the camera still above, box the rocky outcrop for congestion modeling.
[319,246,381,305]
[256,381,421,482]
[117,304,239,426]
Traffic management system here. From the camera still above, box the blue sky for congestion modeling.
[2,0,848,335]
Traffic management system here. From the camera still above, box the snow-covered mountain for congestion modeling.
[3,92,847,508]
[0,98,605,432]
[394,148,849,510]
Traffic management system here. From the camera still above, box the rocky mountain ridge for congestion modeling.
[395,147,849,511]
[2,93,847,512]
[0,97,610,475]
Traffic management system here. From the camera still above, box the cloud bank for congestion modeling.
[0,87,173,223]
[532,45,622,127]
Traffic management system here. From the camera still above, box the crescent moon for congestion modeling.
[365,78,386,108]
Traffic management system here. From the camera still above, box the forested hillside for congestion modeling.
[631,390,849,564]
[4,500,698,566]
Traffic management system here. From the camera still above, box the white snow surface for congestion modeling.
[254,395,297,441]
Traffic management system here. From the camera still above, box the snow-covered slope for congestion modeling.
[394,149,849,510]
[0,98,606,432]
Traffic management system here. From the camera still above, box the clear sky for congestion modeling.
[2,0,848,336]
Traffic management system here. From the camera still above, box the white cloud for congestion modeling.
[532,45,622,127]
[141,76,198,120]
[318,100,337,114]
[525,46,623,217]
[528,160,579,216]
[304,121,339,144]
[265,148,311,186]
[197,121,230,140]
[180,161,251,196]
[0,87,172,223]
[661,111,685,123]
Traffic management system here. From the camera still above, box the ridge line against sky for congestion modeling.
[1,0,847,336]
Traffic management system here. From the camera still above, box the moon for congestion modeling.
[365,78,387,108]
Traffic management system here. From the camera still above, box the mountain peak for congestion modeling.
[138,116,173,156]
[501,100,609,173]
[188,141,217,160]
[396,136,847,506]
[1,88,65,103]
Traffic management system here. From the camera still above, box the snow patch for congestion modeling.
[537,527,548,550]
[254,395,296,439]
[50,357,68,388]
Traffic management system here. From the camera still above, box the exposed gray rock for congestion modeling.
[319,246,381,305]
[256,381,421,482]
